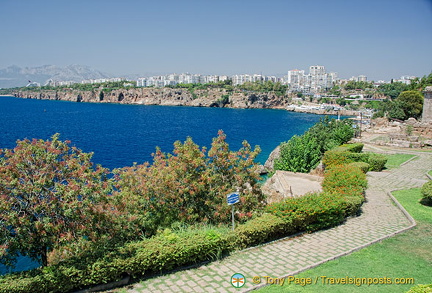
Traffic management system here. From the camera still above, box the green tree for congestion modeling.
[306,117,354,153]
[408,73,432,91]
[394,90,424,120]
[274,134,321,172]
[335,98,347,106]
[378,82,408,99]
[0,134,114,268]
[344,81,373,90]
[274,118,354,173]
[328,85,341,96]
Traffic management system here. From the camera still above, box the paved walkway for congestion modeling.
[120,146,432,293]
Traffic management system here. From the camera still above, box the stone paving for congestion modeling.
[119,146,432,293]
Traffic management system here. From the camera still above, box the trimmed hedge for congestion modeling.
[266,192,347,232]
[421,181,432,202]
[348,162,370,174]
[322,164,368,195]
[322,149,353,167]
[227,213,289,249]
[333,143,364,153]
[367,154,387,171]
[0,229,229,293]
[323,149,387,172]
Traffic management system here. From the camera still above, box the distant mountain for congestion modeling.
[0,64,111,88]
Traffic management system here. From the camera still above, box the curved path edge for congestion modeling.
[244,189,418,292]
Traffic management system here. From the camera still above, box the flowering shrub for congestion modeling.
[0,134,117,268]
[322,149,353,167]
[113,131,265,236]
[322,164,367,196]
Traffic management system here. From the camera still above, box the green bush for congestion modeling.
[274,134,321,173]
[275,117,355,173]
[339,195,365,217]
[228,213,289,249]
[421,181,432,202]
[333,143,364,153]
[266,193,347,232]
[367,153,387,171]
[323,150,387,172]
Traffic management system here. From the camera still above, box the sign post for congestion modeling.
[227,192,240,231]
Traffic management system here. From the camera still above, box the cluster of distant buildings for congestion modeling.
[44,77,125,87]
[136,66,339,93]
[37,65,418,95]
[136,73,230,87]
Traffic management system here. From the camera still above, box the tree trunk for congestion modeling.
[40,246,48,267]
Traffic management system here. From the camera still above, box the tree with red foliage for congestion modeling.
[0,134,114,268]
[114,131,264,235]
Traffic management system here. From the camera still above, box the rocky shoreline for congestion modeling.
[12,88,357,116]
[13,88,287,109]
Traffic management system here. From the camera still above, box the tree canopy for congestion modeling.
[408,73,432,91]
[0,134,115,267]
[394,90,424,120]
[113,131,264,233]
[377,82,409,99]
[275,117,354,173]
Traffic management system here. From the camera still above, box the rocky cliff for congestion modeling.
[13,88,291,109]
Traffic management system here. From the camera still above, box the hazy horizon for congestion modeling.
[1,0,431,81]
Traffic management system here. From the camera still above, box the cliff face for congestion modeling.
[13,88,290,109]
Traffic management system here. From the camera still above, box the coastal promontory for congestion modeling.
[12,87,357,116]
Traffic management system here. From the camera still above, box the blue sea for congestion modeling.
[0,95,333,274]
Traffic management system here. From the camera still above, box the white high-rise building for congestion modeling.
[286,66,337,93]
[357,75,367,82]
[287,69,305,92]
[309,65,326,76]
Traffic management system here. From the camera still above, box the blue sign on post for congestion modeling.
[227,192,240,231]
[227,193,240,205]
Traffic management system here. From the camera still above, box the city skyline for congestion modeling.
[1,0,431,81]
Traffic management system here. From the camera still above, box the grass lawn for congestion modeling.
[384,154,416,170]
[428,170,432,178]
[258,188,432,293]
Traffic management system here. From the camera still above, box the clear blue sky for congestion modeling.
[1,0,431,81]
